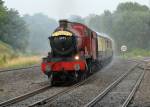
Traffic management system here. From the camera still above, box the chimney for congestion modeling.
[59,19,69,28]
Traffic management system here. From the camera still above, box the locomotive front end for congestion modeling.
[41,25,87,84]
[49,30,77,56]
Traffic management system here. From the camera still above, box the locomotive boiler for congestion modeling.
[41,20,113,85]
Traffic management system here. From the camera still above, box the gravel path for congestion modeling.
[42,59,137,107]
[0,67,48,103]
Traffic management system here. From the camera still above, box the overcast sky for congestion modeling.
[4,0,149,19]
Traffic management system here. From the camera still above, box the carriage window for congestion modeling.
[106,40,109,48]
[84,29,88,36]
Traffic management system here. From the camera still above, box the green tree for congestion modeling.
[0,0,29,51]
[86,2,150,52]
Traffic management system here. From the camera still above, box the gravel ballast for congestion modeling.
[0,67,48,103]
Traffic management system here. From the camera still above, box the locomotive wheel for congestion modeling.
[87,61,93,75]
[74,71,79,82]
[80,72,87,81]
[88,65,92,75]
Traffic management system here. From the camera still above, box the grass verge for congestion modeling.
[0,56,41,69]
[0,40,41,69]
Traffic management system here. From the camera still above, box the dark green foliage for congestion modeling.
[0,0,29,51]
[86,2,150,52]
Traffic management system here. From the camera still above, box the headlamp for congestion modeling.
[75,55,79,60]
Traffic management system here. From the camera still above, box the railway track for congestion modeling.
[28,73,100,107]
[0,65,40,73]
[0,85,50,107]
[84,64,145,107]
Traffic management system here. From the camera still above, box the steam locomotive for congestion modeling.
[41,20,113,85]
